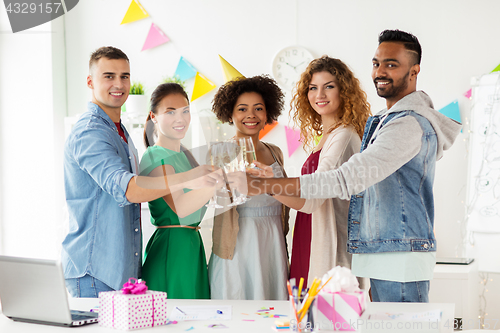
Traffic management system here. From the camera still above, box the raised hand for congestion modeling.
[226,171,248,196]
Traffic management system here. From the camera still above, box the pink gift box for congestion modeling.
[99,290,168,330]
[312,291,367,331]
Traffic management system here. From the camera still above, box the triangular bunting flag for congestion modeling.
[175,57,198,81]
[464,89,472,99]
[219,55,245,83]
[121,0,149,25]
[191,73,216,102]
[492,63,500,73]
[259,121,278,140]
[141,23,169,51]
[285,126,301,157]
[439,100,461,123]
[314,134,323,145]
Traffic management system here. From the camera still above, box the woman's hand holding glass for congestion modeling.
[224,139,250,206]
[226,138,276,198]
[237,160,275,198]
[246,161,274,178]
[205,142,227,208]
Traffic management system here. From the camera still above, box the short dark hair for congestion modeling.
[89,46,129,71]
[378,29,422,65]
[212,75,284,124]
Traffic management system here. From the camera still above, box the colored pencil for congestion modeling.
[297,278,319,315]
[316,276,333,294]
[287,281,300,331]
[297,277,304,300]
[298,279,321,322]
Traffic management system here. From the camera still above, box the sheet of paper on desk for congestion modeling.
[169,305,232,321]
[368,309,442,321]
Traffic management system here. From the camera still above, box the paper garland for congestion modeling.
[219,55,245,83]
[121,0,149,25]
[439,100,461,123]
[119,0,500,142]
[175,57,198,81]
[191,73,216,102]
[142,23,169,51]
[285,126,302,157]
[464,89,472,99]
[120,1,216,102]
[259,121,278,140]
[314,134,322,145]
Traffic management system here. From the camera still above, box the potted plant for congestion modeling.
[124,81,148,119]
[130,81,145,95]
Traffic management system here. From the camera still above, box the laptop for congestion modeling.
[0,255,98,327]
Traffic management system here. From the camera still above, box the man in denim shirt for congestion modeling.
[243,30,461,302]
[63,47,219,298]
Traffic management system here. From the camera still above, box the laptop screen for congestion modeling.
[0,255,73,324]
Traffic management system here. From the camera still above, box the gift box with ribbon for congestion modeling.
[99,278,168,330]
[311,267,367,331]
[313,290,367,331]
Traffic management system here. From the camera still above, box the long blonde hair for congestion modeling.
[291,56,371,151]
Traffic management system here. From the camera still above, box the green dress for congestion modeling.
[140,146,210,299]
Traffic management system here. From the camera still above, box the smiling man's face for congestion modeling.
[371,41,420,109]
[87,57,130,120]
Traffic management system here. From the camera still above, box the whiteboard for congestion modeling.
[467,72,500,272]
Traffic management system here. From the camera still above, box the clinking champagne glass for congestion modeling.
[238,137,257,169]
[222,139,247,207]
[227,137,258,205]
[205,141,224,209]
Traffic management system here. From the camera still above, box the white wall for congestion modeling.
[0,14,67,258]
[1,0,500,321]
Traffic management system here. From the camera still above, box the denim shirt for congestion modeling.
[347,111,438,254]
[62,102,141,291]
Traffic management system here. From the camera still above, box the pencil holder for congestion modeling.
[290,296,315,332]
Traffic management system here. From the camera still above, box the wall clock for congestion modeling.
[272,46,314,90]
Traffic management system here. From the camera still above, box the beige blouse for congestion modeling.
[300,125,368,290]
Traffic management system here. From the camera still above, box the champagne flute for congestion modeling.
[222,139,247,206]
[238,137,257,169]
[205,142,223,209]
[227,137,258,205]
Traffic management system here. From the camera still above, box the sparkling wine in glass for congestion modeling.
[238,137,257,169]
[205,142,223,209]
[226,138,254,206]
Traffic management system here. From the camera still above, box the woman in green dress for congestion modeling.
[139,83,216,298]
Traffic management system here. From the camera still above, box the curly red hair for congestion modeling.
[291,56,371,151]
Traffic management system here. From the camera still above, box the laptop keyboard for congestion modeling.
[71,310,98,321]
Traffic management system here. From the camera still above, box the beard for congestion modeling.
[374,71,410,99]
